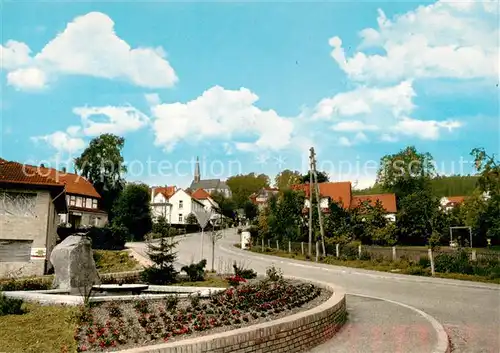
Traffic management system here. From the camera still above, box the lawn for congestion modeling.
[0,303,78,353]
[93,250,141,273]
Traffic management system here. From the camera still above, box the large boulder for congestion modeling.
[50,235,100,294]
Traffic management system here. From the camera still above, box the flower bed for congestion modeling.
[74,279,326,352]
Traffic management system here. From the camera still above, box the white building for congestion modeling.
[150,186,206,225]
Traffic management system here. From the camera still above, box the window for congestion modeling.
[69,196,76,206]
[92,199,98,209]
[0,192,37,217]
[178,214,183,223]
[179,200,183,209]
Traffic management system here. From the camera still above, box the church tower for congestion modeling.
[194,156,201,183]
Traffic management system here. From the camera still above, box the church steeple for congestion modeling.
[194,156,200,183]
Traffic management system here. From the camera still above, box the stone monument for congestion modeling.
[50,235,101,294]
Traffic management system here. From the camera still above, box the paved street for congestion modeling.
[127,228,500,353]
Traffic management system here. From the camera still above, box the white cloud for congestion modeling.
[329,0,498,84]
[314,80,415,120]
[7,67,47,90]
[392,117,462,140]
[150,85,295,152]
[145,93,161,106]
[2,12,178,90]
[31,131,86,154]
[331,120,379,132]
[338,137,352,147]
[73,105,150,136]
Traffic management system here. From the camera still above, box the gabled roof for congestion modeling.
[152,186,177,200]
[191,188,212,200]
[443,196,465,204]
[190,179,230,191]
[351,194,397,213]
[293,182,352,208]
[38,167,101,198]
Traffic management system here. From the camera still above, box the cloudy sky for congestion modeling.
[1,1,498,188]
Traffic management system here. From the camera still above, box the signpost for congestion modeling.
[193,209,213,261]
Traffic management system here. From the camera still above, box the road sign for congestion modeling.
[193,209,212,229]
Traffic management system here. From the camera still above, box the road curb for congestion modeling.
[220,244,500,291]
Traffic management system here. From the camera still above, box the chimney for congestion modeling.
[40,163,45,168]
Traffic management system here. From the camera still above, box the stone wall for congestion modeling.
[0,189,58,278]
[117,280,347,353]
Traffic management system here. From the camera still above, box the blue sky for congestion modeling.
[1,1,498,189]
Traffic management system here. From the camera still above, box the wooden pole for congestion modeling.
[311,147,326,257]
[308,151,313,258]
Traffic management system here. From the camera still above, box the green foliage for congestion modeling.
[430,175,479,197]
[211,191,237,219]
[299,171,329,184]
[111,183,153,241]
[74,133,126,215]
[185,213,199,225]
[226,173,270,208]
[265,265,283,282]
[0,292,24,316]
[0,277,52,291]
[181,259,207,282]
[266,189,305,242]
[92,250,138,273]
[233,261,257,279]
[243,201,258,221]
[274,169,301,189]
[85,225,127,250]
[141,233,178,285]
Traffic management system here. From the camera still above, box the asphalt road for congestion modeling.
[127,228,500,353]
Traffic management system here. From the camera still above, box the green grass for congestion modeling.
[176,274,229,288]
[93,250,141,273]
[246,246,500,285]
[0,303,78,353]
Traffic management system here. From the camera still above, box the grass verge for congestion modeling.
[243,246,500,285]
[93,250,141,273]
[0,303,78,353]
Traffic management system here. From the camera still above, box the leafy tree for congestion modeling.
[111,183,152,241]
[274,169,301,189]
[141,217,178,285]
[471,148,500,197]
[377,145,435,200]
[185,213,199,225]
[299,171,329,184]
[430,175,479,197]
[74,134,127,216]
[211,191,237,219]
[243,201,258,221]
[226,173,270,207]
[267,189,305,242]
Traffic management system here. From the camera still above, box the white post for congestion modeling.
[276,240,280,251]
[288,241,292,253]
[268,239,271,248]
[262,238,264,252]
[428,248,435,276]
[471,250,477,261]
[315,241,320,262]
[301,242,304,255]
[336,244,340,258]
[358,245,362,259]
[200,228,204,261]
[392,246,397,261]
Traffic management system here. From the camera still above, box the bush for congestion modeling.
[0,277,52,291]
[266,265,283,282]
[233,261,257,279]
[0,292,24,315]
[181,259,207,282]
[246,226,259,238]
[87,226,126,250]
[418,256,431,268]
[140,267,177,285]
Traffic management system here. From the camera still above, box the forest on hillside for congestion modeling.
[353,175,480,197]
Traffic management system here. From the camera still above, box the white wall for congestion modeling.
[151,192,172,223]
[169,190,204,225]
[304,197,329,209]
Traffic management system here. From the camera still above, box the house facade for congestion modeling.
[191,188,223,223]
[150,186,206,225]
[249,187,280,211]
[150,186,177,223]
[189,157,232,198]
[440,196,466,211]
[0,159,67,277]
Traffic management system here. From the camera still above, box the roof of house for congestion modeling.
[292,182,352,208]
[152,186,177,200]
[190,179,230,191]
[0,159,67,212]
[191,188,212,200]
[351,194,397,213]
[38,167,101,198]
[443,196,466,204]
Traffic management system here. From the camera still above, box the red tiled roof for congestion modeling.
[38,167,101,198]
[0,160,62,187]
[191,188,211,200]
[445,196,465,204]
[152,186,177,199]
[351,194,397,213]
[292,182,352,208]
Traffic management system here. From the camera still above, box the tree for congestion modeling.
[243,201,258,221]
[186,213,199,225]
[299,171,329,184]
[274,169,301,189]
[267,189,305,242]
[226,173,270,207]
[111,183,152,241]
[74,134,127,216]
[211,191,237,219]
[376,145,435,200]
[141,216,178,285]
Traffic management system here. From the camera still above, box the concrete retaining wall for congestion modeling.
[118,280,347,353]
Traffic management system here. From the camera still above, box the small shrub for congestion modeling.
[165,295,179,312]
[0,292,24,316]
[134,299,150,314]
[233,261,257,279]
[0,276,52,291]
[181,259,207,282]
[266,265,283,282]
[226,275,247,287]
[140,266,177,285]
[107,301,122,318]
[189,293,201,308]
[418,256,431,268]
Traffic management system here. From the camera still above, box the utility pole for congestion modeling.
[310,147,326,257]
[308,151,313,258]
